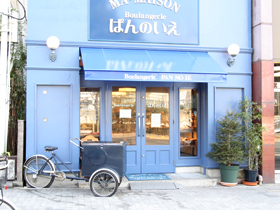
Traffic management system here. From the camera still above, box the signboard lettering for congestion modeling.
[123,73,192,81]
[109,0,181,13]
[85,71,226,82]
[89,0,199,45]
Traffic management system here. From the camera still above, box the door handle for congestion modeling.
[142,115,145,137]
[138,115,141,137]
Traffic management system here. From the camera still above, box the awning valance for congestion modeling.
[80,48,227,83]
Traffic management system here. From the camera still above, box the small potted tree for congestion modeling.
[238,97,265,184]
[206,108,246,186]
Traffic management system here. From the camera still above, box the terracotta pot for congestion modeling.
[220,181,238,187]
[242,180,258,186]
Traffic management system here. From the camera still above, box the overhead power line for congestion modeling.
[0,0,27,21]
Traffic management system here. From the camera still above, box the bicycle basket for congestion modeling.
[0,156,8,187]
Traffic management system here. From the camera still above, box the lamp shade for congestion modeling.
[46,36,60,50]
[227,44,240,56]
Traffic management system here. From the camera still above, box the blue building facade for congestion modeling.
[26,0,252,174]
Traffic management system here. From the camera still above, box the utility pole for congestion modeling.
[0,0,12,154]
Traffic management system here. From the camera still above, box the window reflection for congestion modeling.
[275,91,280,116]
[112,87,136,145]
[146,87,169,145]
[180,89,197,157]
[80,88,100,142]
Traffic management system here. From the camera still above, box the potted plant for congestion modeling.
[206,108,246,186]
[238,97,265,184]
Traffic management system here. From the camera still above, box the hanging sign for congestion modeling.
[89,0,199,45]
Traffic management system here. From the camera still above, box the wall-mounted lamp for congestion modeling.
[46,36,60,62]
[227,44,240,67]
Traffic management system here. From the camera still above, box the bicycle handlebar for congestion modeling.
[70,138,84,150]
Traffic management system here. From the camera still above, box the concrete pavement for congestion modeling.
[5,132,280,209]
[3,181,280,209]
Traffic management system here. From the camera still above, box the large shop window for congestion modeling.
[112,87,136,145]
[275,89,280,133]
[180,89,198,157]
[80,88,100,142]
[275,91,280,116]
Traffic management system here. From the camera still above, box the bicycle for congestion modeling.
[23,138,125,197]
[0,155,17,210]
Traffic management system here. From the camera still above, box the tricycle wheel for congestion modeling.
[90,170,118,197]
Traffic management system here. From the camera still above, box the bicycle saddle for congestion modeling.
[44,146,58,151]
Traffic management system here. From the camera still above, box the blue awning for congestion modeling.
[80,48,227,83]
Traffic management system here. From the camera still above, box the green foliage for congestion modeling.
[206,97,265,170]
[7,20,27,155]
[238,97,265,170]
[2,151,11,157]
[206,109,246,166]
[10,38,27,120]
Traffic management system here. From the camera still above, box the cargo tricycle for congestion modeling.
[23,138,126,197]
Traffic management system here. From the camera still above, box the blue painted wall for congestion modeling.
[26,0,252,171]
[27,0,251,48]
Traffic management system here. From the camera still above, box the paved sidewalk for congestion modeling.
[3,183,280,210]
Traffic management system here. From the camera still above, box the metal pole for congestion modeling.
[0,0,9,153]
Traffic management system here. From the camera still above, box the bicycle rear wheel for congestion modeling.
[23,156,55,188]
[0,199,16,210]
[90,170,118,197]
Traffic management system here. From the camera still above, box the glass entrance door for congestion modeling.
[141,85,173,173]
[111,83,174,174]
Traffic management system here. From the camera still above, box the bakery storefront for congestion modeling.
[26,0,252,175]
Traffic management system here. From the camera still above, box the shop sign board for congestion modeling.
[89,0,199,45]
[85,71,226,83]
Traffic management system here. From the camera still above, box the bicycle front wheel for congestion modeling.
[23,156,55,188]
[90,170,118,197]
[0,199,16,210]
